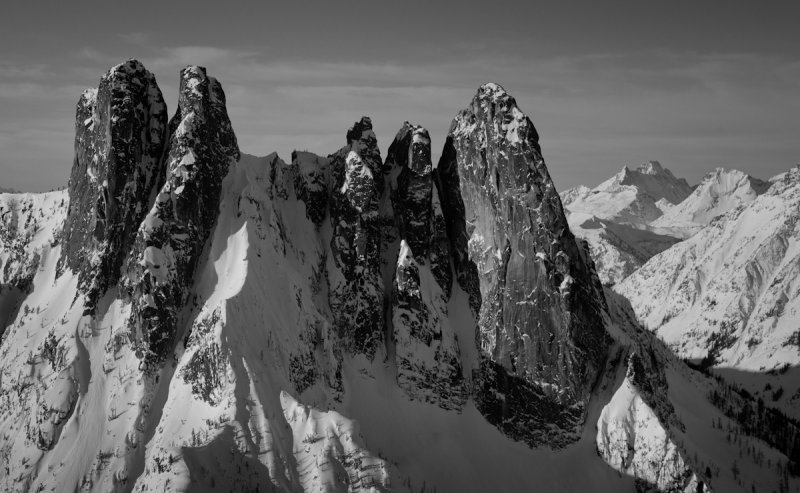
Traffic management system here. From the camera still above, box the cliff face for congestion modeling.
[443,83,610,447]
[123,65,239,365]
[384,122,467,411]
[59,60,169,312]
[325,117,385,360]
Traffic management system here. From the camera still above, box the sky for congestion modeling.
[0,0,798,192]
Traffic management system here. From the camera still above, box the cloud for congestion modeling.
[1,44,798,192]
[119,32,150,45]
[75,47,108,63]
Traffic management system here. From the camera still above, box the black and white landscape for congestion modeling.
[1,3,799,492]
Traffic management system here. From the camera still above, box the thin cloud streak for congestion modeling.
[0,46,798,192]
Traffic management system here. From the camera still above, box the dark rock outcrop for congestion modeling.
[292,150,329,225]
[384,123,466,410]
[443,83,610,447]
[326,117,384,359]
[59,60,169,312]
[436,136,481,317]
[386,123,452,295]
[123,65,239,364]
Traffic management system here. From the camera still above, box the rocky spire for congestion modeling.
[123,65,239,364]
[384,122,466,410]
[59,59,169,312]
[326,117,384,359]
[442,83,610,447]
[385,123,452,294]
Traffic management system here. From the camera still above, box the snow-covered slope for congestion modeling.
[617,167,800,419]
[651,168,770,239]
[0,61,796,492]
[599,289,799,493]
[617,166,800,372]
[565,212,680,284]
[560,161,692,284]
[561,160,693,227]
[0,190,68,333]
[5,154,792,492]
[562,165,773,285]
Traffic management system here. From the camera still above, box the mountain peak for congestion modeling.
[636,160,665,175]
[618,160,674,181]
[106,59,149,79]
[445,82,609,448]
[613,161,692,205]
[59,59,169,312]
[475,82,511,102]
[450,83,541,150]
[699,167,770,194]
[345,116,374,145]
[650,166,771,237]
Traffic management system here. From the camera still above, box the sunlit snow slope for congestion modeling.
[618,167,800,418]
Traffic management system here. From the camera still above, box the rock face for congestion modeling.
[59,60,169,311]
[443,83,609,447]
[384,123,467,410]
[326,117,385,359]
[123,65,239,364]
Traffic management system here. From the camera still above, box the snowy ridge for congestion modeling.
[565,212,680,284]
[617,167,800,422]
[561,161,693,227]
[617,166,800,372]
[651,168,770,238]
[598,376,703,492]
[560,161,692,284]
[598,289,800,492]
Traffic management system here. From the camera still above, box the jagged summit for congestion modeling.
[614,160,693,205]
[628,160,676,177]
[467,82,516,110]
[59,59,168,313]
[444,82,610,447]
[636,160,665,175]
[123,64,239,364]
[562,160,693,228]
[346,116,375,145]
[107,58,150,77]
[452,82,542,152]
